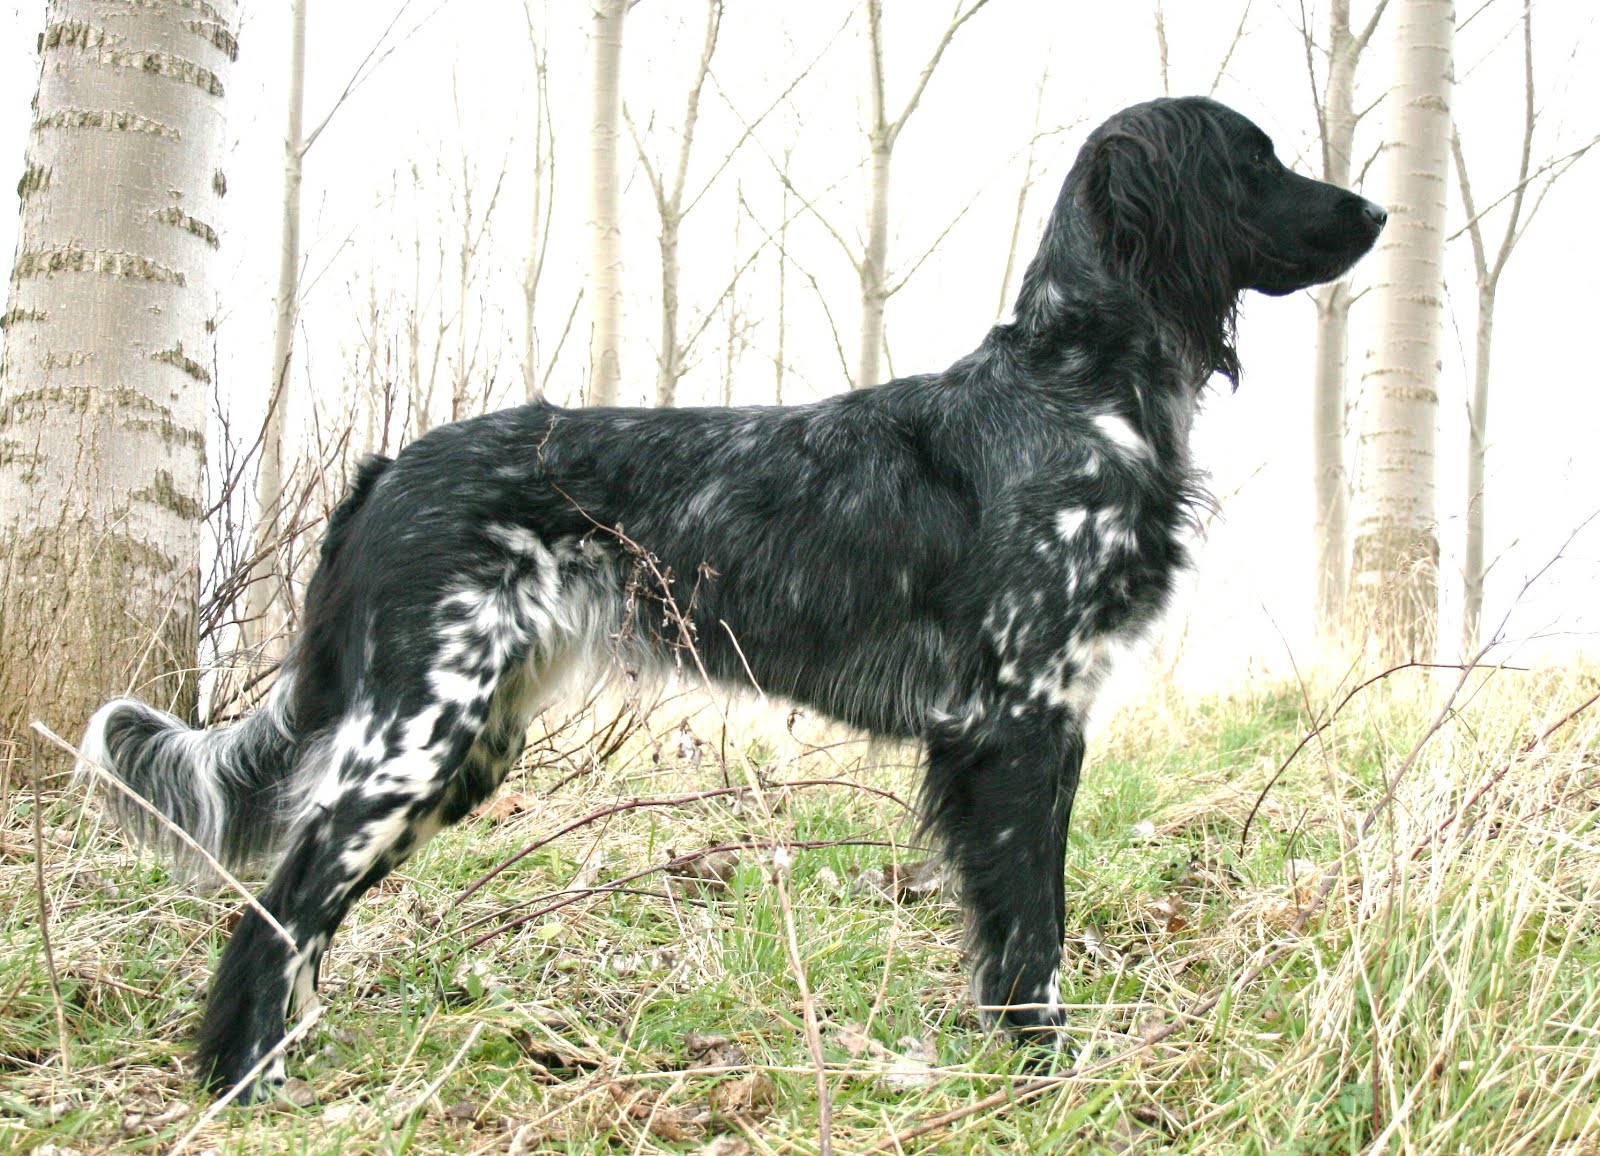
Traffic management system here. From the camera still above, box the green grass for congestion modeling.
[4,663,1600,1152]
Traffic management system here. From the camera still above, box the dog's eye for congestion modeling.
[1252,147,1274,169]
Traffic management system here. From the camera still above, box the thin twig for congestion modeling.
[389,1022,486,1127]
[1409,687,1600,860]
[453,777,913,907]
[1239,661,1523,850]
[457,837,903,951]
[772,846,832,1154]
[169,1002,324,1154]
[31,734,71,1077]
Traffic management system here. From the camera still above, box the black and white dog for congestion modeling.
[82,97,1384,1099]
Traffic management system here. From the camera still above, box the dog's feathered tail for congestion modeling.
[79,684,306,872]
[78,453,395,874]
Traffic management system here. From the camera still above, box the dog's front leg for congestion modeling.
[922,701,1083,1048]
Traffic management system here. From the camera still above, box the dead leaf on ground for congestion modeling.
[280,1078,317,1108]
[709,1070,776,1119]
[685,1030,748,1069]
[698,1138,752,1156]
[1284,857,1321,901]
[509,1027,604,1080]
[829,1023,941,1091]
[1148,894,1189,933]
[476,791,537,823]
[1082,924,1123,965]
[669,847,740,894]
[605,1082,710,1142]
[881,1034,938,1091]
[1102,1112,1164,1153]
[119,1097,190,1132]
[832,1021,874,1058]
[850,859,946,904]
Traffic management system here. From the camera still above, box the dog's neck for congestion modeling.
[1010,189,1241,393]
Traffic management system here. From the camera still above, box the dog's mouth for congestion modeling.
[1250,197,1386,295]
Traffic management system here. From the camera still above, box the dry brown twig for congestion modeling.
[30,733,72,1077]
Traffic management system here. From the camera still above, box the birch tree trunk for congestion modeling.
[858,0,892,392]
[0,0,237,744]
[244,0,305,665]
[645,0,720,408]
[1349,0,1453,662]
[856,0,990,391]
[521,1,554,404]
[1310,0,1386,636]
[586,0,626,407]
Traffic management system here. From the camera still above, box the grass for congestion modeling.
[3,661,1599,1153]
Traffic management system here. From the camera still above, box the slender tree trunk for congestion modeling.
[0,0,238,747]
[1349,0,1454,662]
[586,0,626,407]
[657,222,682,406]
[775,169,789,404]
[521,3,553,404]
[1455,0,1539,656]
[858,136,890,391]
[1310,0,1364,635]
[1461,281,1492,650]
[244,0,306,665]
[1311,279,1351,627]
[858,0,891,392]
[854,0,990,390]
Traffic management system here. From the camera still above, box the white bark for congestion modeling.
[586,0,626,407]
[0,0,237,738]
[859,0,892,392]
[1349,0,1454,661]
[244,0,306,665]
[1454,0,1538,655]
[1309,0,1386,635]
[856,0,991,391]
[521,0,554,403]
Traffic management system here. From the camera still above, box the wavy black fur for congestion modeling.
[80,97,1384,1099]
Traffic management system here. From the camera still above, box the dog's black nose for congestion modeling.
[1362,200,1388,230]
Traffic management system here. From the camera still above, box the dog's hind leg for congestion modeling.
[922,700,1084,1049]
[193,604,544,1099]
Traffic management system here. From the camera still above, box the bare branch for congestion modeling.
[1446,134,1600,242]
[887,0,994,146]
[687,10,854,218]
[1155,1,1171,94]
[1207,0,1254,96]
[1353,0,1390,54]
[302,0,447,154]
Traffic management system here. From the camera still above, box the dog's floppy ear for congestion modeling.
[1080,111,1243,384]
[1081,127,1169,292]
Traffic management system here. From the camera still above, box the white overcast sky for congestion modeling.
[1,0,1597,685]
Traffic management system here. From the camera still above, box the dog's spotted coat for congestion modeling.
[82,96,1384,1099]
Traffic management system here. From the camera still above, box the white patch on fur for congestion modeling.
[1038,968,1062,1013]
[1097,508,1139,557]
[1092,412,1148,459]
[428,667,484,706]
[1053,507,1089,543]
[286,933,327,1016]
[486,523,549,561]
[995,827,1015,845]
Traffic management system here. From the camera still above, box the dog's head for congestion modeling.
[1070,96,1385,377]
